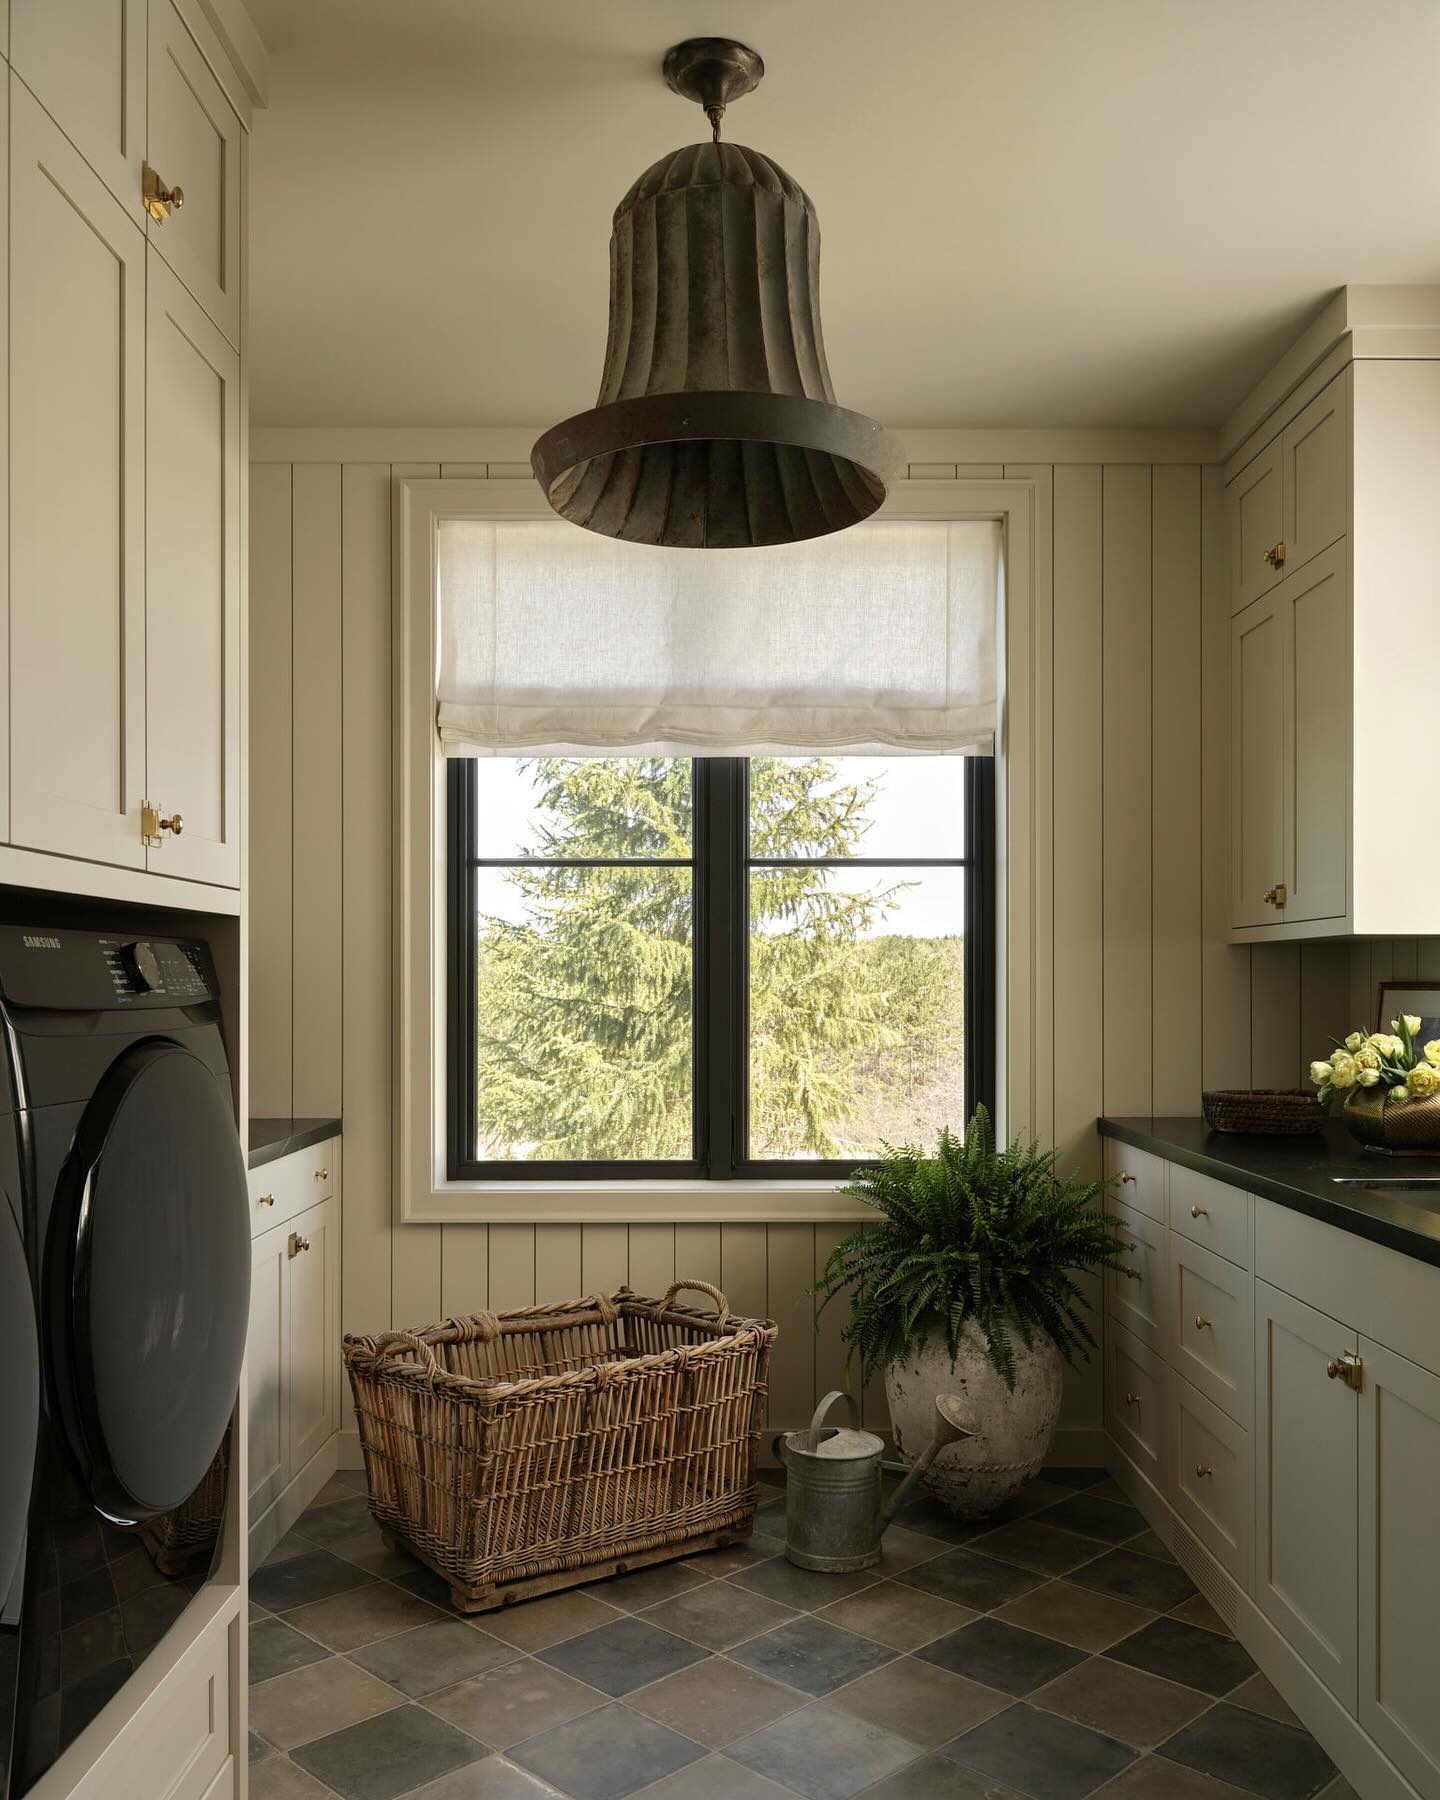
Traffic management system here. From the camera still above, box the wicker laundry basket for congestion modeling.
[343,1280,777,1612]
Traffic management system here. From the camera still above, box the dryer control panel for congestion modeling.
[0,928,218,1011]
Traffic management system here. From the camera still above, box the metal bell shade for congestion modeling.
[532,39,903,549]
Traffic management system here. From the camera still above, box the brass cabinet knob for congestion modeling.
[158,812,183,836]
[142,163,184,223]
[1119,1171,1137,1186]
[288,1232,311,1258]
[258,1193,275,1207]
[315,1167,329,1181]
[1194,1314,1213,1331]
[1195,1463,1214,1478]
[1263,884,1287,908]
[1190,1205,1208,1219]
[1124,1391,1140,1406]
[1263,541,1287,568]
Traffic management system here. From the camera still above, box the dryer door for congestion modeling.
[46,1041,250,1523]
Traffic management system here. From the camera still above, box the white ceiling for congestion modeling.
[246,0,1440,432]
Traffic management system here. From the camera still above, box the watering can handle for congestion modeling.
[807,1389,859,1452]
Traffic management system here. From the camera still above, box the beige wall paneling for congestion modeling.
[1298,945,1353,1075]
[1251,947,1301,1087]
[341,463,395,1353]
[291,465,343,1115]
[627,1226,676,1299]
[248,464,293,1115]
[581,1225,628,1296]
[766,1225,816,1432]
[1101,466,1154,1116]
[0,81,7,839]
[674,1224,722,1289]
[487,1225,536,1310]
[1419,940,1440,981]
[440,463,489,478]
[1200,467,1253,1091]
[389,463,444,1325]
[720,1224,767,1323]
[535,1225,582,1300]
[1002,477,1037,1141]
[440,1226,490,1318]
[812,1225,851,1412]
[1150,467,1202,1115]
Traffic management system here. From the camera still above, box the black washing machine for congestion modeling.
[0,927,251,1796]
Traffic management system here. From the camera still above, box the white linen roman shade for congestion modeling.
[435,515,1001,756]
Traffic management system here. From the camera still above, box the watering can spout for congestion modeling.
[877,1394,975,1534]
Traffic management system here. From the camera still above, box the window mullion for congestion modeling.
[696,759,745,1178]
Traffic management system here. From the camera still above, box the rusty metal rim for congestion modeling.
[531,391,906,502]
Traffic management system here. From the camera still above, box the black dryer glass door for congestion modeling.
[47,1041,250,1525]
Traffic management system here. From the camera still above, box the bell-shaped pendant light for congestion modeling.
[532,37,903,548]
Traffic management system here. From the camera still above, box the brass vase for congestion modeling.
[1343,1084,1440,1153]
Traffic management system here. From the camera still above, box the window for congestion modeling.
[446,754,994,1180]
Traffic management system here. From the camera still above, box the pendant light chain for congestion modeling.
[706,102,723,142]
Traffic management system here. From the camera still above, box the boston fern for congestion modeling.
[812,1107,1136,1388]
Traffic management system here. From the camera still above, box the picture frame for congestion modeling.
[1376,981,1440,1047]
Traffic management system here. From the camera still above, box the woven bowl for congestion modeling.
[1201,1089,1327,1136]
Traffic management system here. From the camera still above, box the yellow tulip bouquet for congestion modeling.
[1310,1014,1440,1108]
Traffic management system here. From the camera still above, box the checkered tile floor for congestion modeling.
[247,1468,1356,1800]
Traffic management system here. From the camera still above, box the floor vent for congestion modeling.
[1172,1520,1238,1630]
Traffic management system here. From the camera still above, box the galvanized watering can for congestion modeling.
[776,1389,974,1572]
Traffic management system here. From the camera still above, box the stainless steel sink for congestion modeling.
[1331,1176,1440,1190]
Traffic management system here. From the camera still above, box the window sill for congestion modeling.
[403,1178,873,1226]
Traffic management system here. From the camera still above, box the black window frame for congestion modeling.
[446,755,996,1181]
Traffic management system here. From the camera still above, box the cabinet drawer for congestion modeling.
[1169,1165,1251,1270]
[1172,1372,1251,1587]
[248,1139,336,1233]
[1168,1234,1253,1428]
[1105,1140,1165,1225]
[1105,1195,1168,1351]
[1105,1317,1167,1484]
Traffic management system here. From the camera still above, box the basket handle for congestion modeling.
[368,1330,442,1374]
[655,1279,733,1326]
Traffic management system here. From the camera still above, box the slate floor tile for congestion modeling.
[249,1656,403,1751]
[816,1578,977,1652]
[917,1616,1086,1697]
[249,1616,331,1684]
[1170,1593,1233,1636]
[1042,1493,1148,1545]
[596,1562,712,1612]
[311,1474,368,1510]
[636,1755,795,1796]
[640,1580,795,1650]
[681,1542,771,1578]
[349,1618,518,1697]
[1106,1616,1257,1697]
[249,1729,275,1763]
[859,1753,1029,1797]
[249,1763,339,1799]
[283,1579,443,1651]
[728,1615,896,1697]
[1032,1655,1210,1749]
[250,1549,375,1613]
[891,1491,994,1545]
[1099,1759,1257,1798]
[427,1659,604,1749]
[727,1700,923,1800]
[1066,1548,1197,1613]
[298,1494,377,1545]
[726,1558,879,1610]
[899,1546,1043,1612]
[874,1526,952,1575]
[290,1701,489,1800]
[478,1589,623,1652]
[944,1699,1137,1800]
[396,1565,471,1616]
[509,1701,705,1800]
[965,1519,1106,1578]
[263,1530,319,1567]
[1159,1702,1337,1800]
[406,1760,567,1797]
[993,1579,1156,1652]
[628,1655,800,1747]
[1040,1469,1108,1491]
[1231,1671,1302,1729]
[826,1656,1007,1748]
[1124,1529,1176,1564]
[539,1615,710,1697]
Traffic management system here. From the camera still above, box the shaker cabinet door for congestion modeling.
[146,250,242,886]
[1282,543,1349,926]
[1282,370,1350,577]
[1227,437,1285,614]
[9,83,147,870]
[287,1197,340,1478]
[1229,594,1285,928]
[248,1221,290,1522]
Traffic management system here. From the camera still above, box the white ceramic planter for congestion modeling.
[884,1320,1064,1518]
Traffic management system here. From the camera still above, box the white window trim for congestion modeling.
[395,475,1038,1225]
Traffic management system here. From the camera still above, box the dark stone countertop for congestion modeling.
[1100,1116,1440,1270]
[248,1116,341,1171]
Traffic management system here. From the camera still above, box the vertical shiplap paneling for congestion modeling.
[1250,945,1301,1085]
[765,1224,815,1431]
[1051,467,1104,1167]
[627,1225,676,1299]
[720,1225,767,1328]
[440,1226,490,1317]
[487,1225,536,1309]
[389,463,444,1327]
[341,464,395,1350]
[673,1224,721,1289]
[1200,467,1252,1090]
[581,1225,629,1296]
[1101,465,1154,1116]
[534,1225,582,1301]
[812,1224,850,1412]
[1418,940,1440,981]
[1150,467,1202,1115]
[249,464,293,1118]
[1299,944,1353,1076]
[291,464,344,1116]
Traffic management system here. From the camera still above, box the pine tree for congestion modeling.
[473,758,962,1160]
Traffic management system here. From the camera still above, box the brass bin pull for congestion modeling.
[288,1232,311,1259]
[1190,1205,1208,1219]
[258,1193,276,1207]
[1194,1314,1213,1331]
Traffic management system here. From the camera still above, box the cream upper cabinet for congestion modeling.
[147,0,242,346]
[1229,593,1285,928]
[9,81,148,869]
[1282,370,1349,575]
[10,0,147,224]
[146,251,242,886]
[1227,437,1284,614]
[1254,1279,1358,1710]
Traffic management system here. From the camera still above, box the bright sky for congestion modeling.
[470,757,967,939]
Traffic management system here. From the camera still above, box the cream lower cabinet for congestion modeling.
[246,1144,342,1555]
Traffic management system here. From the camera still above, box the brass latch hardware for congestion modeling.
[1263,884,1287,909]
[1327,1352,1363,1391]
[142,164,184,223]
[1194,1314,1213,1331]
[258,1193,275,1208]
[141,803,184,846]
[1124,1391,1140,1406]
[288,1232,311,1259]
[1263,540,1287,569]
[1195,1463,1214,1479]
